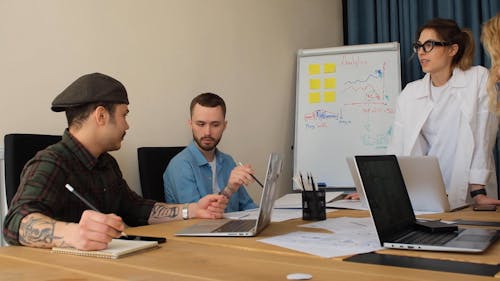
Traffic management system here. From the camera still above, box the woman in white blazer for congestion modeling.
[387,18,500,209]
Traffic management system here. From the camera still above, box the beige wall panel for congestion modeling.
[0,0,343,202]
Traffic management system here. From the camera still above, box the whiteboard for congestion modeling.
[293,42,401,188]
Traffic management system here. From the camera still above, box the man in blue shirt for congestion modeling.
[163,93,257,212]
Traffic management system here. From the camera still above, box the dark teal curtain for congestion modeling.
[343,0,500,197]
[343,0,500,86]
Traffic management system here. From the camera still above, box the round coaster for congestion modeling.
[286,273,312,280]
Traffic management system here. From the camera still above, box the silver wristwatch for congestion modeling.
[182,203,189,220]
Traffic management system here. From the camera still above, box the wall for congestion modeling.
[0,149,5,245]
[0,0,343,203]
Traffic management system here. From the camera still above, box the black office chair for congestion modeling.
[4,133,62,207]
[137,146,185,202]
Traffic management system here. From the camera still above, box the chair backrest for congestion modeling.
[137,146,185,202]
[4,133,62,207]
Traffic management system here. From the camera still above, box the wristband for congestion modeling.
[470,188,487,198]
[219,186,233,199]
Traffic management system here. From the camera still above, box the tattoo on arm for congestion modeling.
[148,203,180,224]
[19,216,63,247]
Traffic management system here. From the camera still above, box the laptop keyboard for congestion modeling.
[395,229,462,245]
[213,219,257,233]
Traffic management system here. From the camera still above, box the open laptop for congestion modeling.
[397,156,453,212]
[354,155,498,253]
[176,153,283,237]
[345,156,451,213]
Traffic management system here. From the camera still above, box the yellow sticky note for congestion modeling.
[309,92,321,103]
[324,63,336,73]
[309,64,320,75]
[309,79,321,89]
[324,77,336,89]
[324,91,336,103]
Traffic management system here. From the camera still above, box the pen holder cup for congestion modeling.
[302,190,326,221]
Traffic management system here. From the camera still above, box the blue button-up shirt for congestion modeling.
[163,141,257,212]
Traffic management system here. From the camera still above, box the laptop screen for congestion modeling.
[255,153,282,234]
[355,155,416,242]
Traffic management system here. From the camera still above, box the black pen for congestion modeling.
[299,172,306,191]
[65,184,128,237]
[310,173,316,191]
[238,162,264,188]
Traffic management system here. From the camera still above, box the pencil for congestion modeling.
[65,184,128,237]
[299,172,306,191]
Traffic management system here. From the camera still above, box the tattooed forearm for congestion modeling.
[19,215,63,247]
[148,203,180,224]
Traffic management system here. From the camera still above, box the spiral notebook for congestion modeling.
[51,239,159,259]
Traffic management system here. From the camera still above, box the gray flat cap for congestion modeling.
[51,72,129,112]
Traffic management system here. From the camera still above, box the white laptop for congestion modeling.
[176,153,283,237]
[355,155,498,253]
[397,156,453,212]
[345,155,452,213]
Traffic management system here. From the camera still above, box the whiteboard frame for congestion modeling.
[298,42,399,56]
[293,42,401,189]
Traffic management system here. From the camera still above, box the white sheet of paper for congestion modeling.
[300,217,376,235]
[257,217,382,258]
[258,230,382,258]
[326,199,367,210]
[224,209,259,220]
[274,192,344,209]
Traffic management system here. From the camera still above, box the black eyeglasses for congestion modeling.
[412,40,452,53]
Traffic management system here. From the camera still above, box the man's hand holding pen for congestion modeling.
[219,162,263,199]
[64,184,127,250]
[227,163,256,191]
[68,210,126,251]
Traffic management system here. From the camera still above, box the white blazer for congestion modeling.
[387,66,498,209]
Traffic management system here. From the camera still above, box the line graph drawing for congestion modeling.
[303,63,394,146]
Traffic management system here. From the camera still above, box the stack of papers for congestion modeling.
[327,199,367,210]
[273,192,344,209]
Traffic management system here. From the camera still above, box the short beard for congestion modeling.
[194,135,220,152]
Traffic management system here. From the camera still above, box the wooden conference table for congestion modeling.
[0,208,498,281]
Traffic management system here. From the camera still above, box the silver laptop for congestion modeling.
[346,156,452,212]
[397,156,452,212]
[176,153,283,237]
[355,155,498,253]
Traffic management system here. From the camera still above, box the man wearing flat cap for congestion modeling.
[3,73,228,250]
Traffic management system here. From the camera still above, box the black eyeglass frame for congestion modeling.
[412,40,453,53]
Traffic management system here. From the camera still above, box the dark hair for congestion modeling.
[416,18,474,70]
[65,102,117,128]
[190,92,226,117]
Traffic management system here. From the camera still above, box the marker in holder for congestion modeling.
[302,189,326,221]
